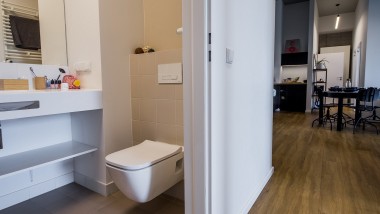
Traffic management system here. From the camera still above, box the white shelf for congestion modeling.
[0,141,97,179]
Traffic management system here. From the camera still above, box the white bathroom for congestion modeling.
[0,0,275,213]
[0,0,185,212]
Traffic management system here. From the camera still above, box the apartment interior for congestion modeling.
[0,0,379,213]
[264,0,380,213]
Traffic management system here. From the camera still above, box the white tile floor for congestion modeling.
[0,183,184,214]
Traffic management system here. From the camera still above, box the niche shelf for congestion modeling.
[0,141,97,179]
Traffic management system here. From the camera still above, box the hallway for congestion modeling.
[250,111,380,213]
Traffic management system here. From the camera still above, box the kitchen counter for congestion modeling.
[274,82,307,85]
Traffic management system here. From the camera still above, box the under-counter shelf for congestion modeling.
[0,141,97,179]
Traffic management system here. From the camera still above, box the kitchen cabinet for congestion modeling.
[277,83,306,112]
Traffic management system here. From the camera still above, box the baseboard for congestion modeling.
[0,173,73,210]
[74,172,118,196]
[242,166,274,213]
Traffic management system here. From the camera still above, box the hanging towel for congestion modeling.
[9,15,41,50]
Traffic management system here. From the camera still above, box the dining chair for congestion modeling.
[353,87,379,134]
[312,87,337,130]
[370,88,380,121]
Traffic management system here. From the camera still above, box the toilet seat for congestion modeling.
[105,140,182,170]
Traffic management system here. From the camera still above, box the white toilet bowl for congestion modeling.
[105,140,184,203]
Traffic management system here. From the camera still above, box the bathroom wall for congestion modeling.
[207,0,275,211]
[130,49,183,146]
[143,0,182,50]
[130,49,184,200]
[64,0,144,195]
[38,0,67,65]
[65,0,102,89]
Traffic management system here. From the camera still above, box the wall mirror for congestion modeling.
[0,0,67,66]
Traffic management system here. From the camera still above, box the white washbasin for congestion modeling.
[0,101,39,112]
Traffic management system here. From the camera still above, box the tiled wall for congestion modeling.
[130,49,183,146]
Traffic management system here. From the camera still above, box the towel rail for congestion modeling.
[1,0,39,17]
[1,0,41,63]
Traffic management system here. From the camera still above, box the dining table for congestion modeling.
[319,90,360,131]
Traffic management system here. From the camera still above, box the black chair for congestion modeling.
[353,87,379,134]
[370,89,380,121]
[312,88,338,130]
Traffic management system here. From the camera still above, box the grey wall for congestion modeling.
[319,32,353,48]
[283,1,310,52]
[352,0,368,87]
[364,0,380,87]
[274,0,284,83]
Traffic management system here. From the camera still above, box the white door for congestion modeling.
[318,53,345,88]
[320,46,351,84]
[183,0,275,213]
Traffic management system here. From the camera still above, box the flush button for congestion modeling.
[158,63,183,84]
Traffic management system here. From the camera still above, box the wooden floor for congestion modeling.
[250,111,380,214]
[0,183,184,214]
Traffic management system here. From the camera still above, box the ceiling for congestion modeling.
[282,0,359,17]
[317,0,359,16]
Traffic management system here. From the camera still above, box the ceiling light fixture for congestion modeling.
[335,3,340,30]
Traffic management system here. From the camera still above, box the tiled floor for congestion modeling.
[0,183,184,214]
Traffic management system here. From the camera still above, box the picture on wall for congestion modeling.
[285,39,300,53]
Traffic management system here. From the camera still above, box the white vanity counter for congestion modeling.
[0,89,103,209]
[0,89,102,120]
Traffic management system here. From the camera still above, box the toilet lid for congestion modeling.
[105,140,183,170]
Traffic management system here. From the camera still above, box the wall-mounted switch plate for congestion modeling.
[226,48,234,64]
[74,61,92,73]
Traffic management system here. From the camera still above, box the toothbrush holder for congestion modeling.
[34,77,46,90]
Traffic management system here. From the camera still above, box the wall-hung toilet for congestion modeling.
[105,140,184,203]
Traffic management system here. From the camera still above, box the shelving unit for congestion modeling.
[0,89,103,209]
[312,68,327,111]
[0,141,97,179]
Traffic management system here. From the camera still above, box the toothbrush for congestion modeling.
[29,67,37,77]
[56,68,66,81]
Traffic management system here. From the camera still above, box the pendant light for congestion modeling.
[335,3,340,30]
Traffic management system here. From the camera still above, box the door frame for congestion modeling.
[183,0,210,213]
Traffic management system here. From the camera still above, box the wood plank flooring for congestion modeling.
[0,183,184,214]
[250,111,380,214]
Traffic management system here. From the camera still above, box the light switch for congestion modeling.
[74,61,91,73]
[158,63,182,84]
[226,48,234,64]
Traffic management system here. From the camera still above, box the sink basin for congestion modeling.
[0,101,39,112]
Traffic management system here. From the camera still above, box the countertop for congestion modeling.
[0,89,102,120]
